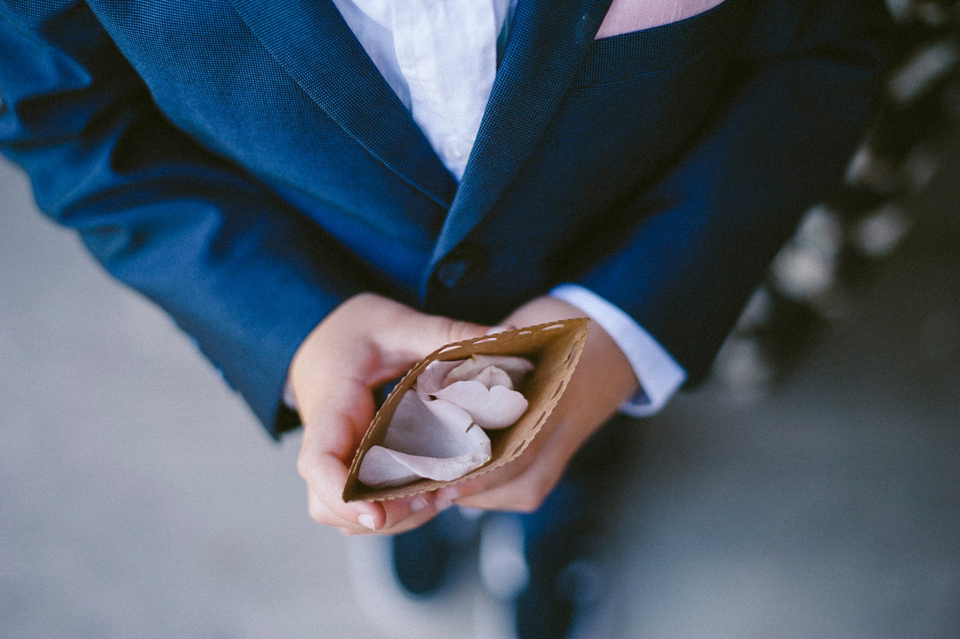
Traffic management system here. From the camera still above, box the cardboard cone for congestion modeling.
[343,318,590,502]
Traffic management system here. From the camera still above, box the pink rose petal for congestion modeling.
[358,390,492,488]
[416,359,461,396]
[359,355,534,488]
[446,355,534,388]
[433,380,529,430]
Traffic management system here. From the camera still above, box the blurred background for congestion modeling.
[2,2,959,637]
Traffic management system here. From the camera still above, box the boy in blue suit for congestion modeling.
[0,0,890,636]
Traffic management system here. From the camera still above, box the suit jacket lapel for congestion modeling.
[429,0,615,267]
[230,0,456,207]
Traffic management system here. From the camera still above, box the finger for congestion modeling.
[314,488,436,535]
[454,458,529,505]
[357,493,434,533]
[308,487,380,534]
[380,492,433,526]
[297,374,384,523]
[453,416,554,502]
[373,496,442,535]
[456,419,580,512]
[308,486,352,529]
[336,494,442,536]
[455,469,558,513]
[302,440,437,532]
[455,449,569,512]
[377,311,492,368]
[300,448,386,530]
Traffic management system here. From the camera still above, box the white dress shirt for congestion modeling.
[324,0,687,416]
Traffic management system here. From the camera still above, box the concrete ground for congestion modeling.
[2,133,958,638]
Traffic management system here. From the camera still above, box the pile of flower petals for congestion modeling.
[358,355,534,488]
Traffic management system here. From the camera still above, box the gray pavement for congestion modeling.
[2,140,959,639]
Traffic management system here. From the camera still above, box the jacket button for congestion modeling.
[435,257,470,288]
[434,245,489,289]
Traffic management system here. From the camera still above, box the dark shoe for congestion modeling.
[514,555,610,639]
[478,482,612,639]
[392,506,483,597]
[391,517,450,596]
[519,481,609,639]
[486,417,638,637]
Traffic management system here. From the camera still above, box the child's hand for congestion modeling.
[289,293,489,534]
[452,296,639,513]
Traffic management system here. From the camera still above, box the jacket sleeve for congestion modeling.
[573,0,892,385]
[0,3,374,436]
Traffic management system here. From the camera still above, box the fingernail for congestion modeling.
[436,487,460,511]
[358,513,377,530]
[411,496,429,512]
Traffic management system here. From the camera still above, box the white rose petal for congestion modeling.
[446,355,534,388]
[432,380,529,430]
[358,441,491,488]
[415,359,461,396]
[358,354,534,489]
[468,365,514,390]
[358,390,492,488]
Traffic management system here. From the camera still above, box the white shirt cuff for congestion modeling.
[549,284,686,417]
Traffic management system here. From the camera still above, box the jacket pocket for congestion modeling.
[571,0,745,88]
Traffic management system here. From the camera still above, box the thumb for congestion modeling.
[379,307,498,362]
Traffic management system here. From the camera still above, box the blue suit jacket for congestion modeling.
[0,0,889,436]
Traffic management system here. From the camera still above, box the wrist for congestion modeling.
[503,296,639,409]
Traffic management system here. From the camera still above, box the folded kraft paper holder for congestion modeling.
[342,318,591,503]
